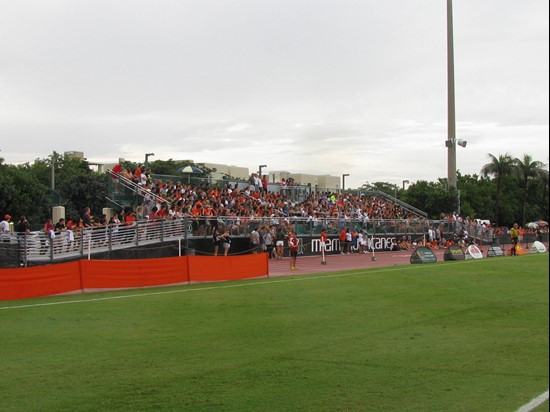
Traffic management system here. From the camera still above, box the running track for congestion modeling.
[268,245,501,277]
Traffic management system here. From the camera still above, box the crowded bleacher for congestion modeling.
[2,165,546,268]
[113,167,422,226]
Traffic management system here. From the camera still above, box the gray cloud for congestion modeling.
[0,0,547,188]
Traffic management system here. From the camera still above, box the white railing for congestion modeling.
[108,169,170,207]
[1,216,501,266]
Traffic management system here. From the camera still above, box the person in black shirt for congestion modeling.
[15,216,30,234]
[212,226,222,256]
[55,218,66,233]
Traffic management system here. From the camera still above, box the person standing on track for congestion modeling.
[320,228,328,264]
[288,231,299,270]
[219,228,231,256]
[212,225,221,256]
[510,223,519,256]
[275,226,285,259]
[339,227,346,254]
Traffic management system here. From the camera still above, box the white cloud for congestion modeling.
[0,0,547,189]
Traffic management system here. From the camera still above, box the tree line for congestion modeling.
[372,153,548,226]
[0,152,547,229]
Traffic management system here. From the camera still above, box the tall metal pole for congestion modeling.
[342,174,349,193]
[447,0,457,189]
[51,152,56,190]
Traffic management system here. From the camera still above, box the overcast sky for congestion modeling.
[1,0,548,189]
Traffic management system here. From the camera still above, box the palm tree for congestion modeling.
[481,153,514,226]
[539,169,549,213]
[515,154,546,225]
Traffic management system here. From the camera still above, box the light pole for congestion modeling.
[258,164,267,177]
[402,180,409,190]
[446,0,469,194]
[342,174,349,192]
[445,0,460,189]
[50,151,58,190]
[145,153,155,168]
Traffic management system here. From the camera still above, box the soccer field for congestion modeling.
[1,254,548,411]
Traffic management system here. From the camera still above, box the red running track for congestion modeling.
[267,245,502,278]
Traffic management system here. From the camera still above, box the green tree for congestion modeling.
[27,156,53,188]
[539,169,549,217]
[480,153,515,226]
[369,182,401,199]
[149,159,178,175]
[403,180,457,219]
[456,172,494,220]
[56,174,108,220]
[149,159,215,181]
[514,154,545,225]
[56,155,94,181]
[0,163,49,225]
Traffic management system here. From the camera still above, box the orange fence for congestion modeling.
[0,261,82,301]
[0,254,269,301]
[80,257,189,290]
[187,254,269,283]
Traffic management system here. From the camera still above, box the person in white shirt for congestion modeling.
[345,228,352,254]
[428,226,435,243]
[1,214,11,241]
[250,229,260,253]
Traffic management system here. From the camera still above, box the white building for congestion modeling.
[203,163,249,181]
[69,151,341,190]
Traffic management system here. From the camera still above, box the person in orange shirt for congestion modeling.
[191,202,202,236]
[124,208,136,224]
[288,231,299,269]
[133,164,142,184]
[339,228,346,255]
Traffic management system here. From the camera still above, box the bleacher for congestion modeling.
[1,169,509,268]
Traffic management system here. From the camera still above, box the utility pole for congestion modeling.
[259,164,267,177]
[342,174,349,193]
[51,152,57,190]
[145,153,155,168]
[447,0,457,189]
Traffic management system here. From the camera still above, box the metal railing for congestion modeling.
[1,216,505,266]
[8,219,192,265]
[107,170,170,208]
[359,189,428,219]
[106,170,430,222]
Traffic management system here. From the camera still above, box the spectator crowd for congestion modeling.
[2,169,547,257]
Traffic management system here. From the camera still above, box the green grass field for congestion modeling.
[1,254,548,411]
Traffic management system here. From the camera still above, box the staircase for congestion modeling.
[106,170,170,210]
[362,189,428,219]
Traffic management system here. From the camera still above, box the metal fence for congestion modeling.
[0,216,508,267]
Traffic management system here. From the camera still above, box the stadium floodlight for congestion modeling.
[145,153,155,168]
[342,174,350,192]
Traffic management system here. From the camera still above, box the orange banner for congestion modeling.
[0,261,81,300]
[80,257,189,289]
[188,253,269,282]
[0,254,269,300]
